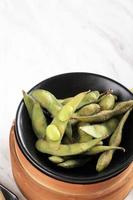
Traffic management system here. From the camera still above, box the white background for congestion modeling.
[0,0,133,199]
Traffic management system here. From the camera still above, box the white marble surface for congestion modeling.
[0,0,133,199]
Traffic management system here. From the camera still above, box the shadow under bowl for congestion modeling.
[15,72,133,184]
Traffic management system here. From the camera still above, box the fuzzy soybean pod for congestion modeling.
[32,102,47,138]
[35,136,105,156]
[78,129,92,143]
[78,103,101,116]
[78,122,92,143]
[79,118,119,138]
[57,157,90,169]
[48,156,65,164]
[96,108,132,172]
[23,91,47,138]
[85,145,125,155]
[31,89,62,117]
[99,94,117,110]
[45,92,87,143]
[72,100,133,123]
[31,89,73,139]
[59,91,100,109]
[23,90,35,118]
[77,91,100,109]
[48,155,73,164]
[78,124,103,145]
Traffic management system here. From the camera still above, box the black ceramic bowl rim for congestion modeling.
[0,184,18,200]
[15,72,133,184]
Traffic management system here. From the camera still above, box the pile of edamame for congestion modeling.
[23,89,133,172]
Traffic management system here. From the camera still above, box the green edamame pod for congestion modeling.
[35,136,105,156]
[105,117,119,131]
[97,141,103,146]
[23,90,36,118]
[85,145,125,155]
[78,103,101,116]
[78,129,92,143]
[78,122,92,143]
[99,94,117,110]
[31,89,62,116]
[48,156,64,164]
[79,118,119,138]
[58,92,88,122]
[57,158,90,168]
[32,102,47,138]
[109,111,132,146]
[99,89,113,98]
[96,108,132,172]
[46,91,87,143]
[23,91,47,138]
[72,100,133,123]
[59,91,100,109]
[77,91,100,109]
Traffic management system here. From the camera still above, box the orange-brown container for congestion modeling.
[10,125,133,200]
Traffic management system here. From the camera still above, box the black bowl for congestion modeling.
[15,72,133,184]
[0,184,18,200]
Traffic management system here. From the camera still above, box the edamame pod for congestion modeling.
[57,158,90,168]
[78,122,92,143]
[31,89,62,116]
[79,118,119,138]
[96,108,132,172]
[99,94,117,110]
[59,90,100,107]
[35,136,105,156]
[77,91,100,109]
[59,91,99,108]
[85,145,125,155]
[72,100,133,123]
[23,90,36,118]
[32,102,47,138]
[23,91,47,138]
[46,91,87,143]
[78,103,101,116]
[48,156,64,164]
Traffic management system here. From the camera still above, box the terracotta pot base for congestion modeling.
[9,125,133,200]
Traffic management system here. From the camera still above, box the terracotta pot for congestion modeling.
[10,125,133,200]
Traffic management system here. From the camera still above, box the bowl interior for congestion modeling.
[15,72,133,184]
